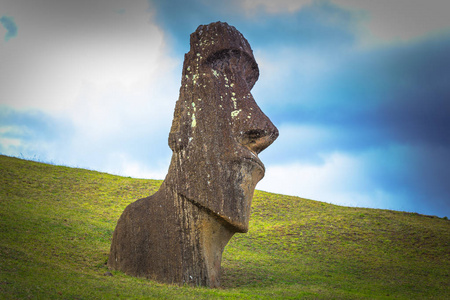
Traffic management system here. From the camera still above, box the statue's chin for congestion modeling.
[214,162,263,232]
[168,153,265,233]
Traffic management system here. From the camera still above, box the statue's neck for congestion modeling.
[157,181,235,287]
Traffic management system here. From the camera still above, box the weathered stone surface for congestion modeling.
[108,21,278,287]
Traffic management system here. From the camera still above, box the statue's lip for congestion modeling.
[243,150,265,172]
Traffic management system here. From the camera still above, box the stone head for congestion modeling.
[167,22,278,232]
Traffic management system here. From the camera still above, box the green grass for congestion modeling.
[0,155,449,299]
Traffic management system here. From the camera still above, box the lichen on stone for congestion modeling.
[192,74,199,85]
[231,109,241,118]
[191,102,197,127]
[231,96,237,109]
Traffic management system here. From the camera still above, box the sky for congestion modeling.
[1,0,449,217]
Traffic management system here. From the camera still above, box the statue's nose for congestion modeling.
[236,105,279,154]
[240,127,278,154]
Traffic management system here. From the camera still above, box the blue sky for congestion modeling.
[1,0,449,217]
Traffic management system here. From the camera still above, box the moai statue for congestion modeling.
[108,21,278,288]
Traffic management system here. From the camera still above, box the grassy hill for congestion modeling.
[0,155,449,299]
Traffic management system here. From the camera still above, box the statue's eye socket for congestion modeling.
[206,49,259,89]
[206,49,240,64]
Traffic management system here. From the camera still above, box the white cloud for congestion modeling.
[257,141,449,215]
[332,0,450,43]
[257,150,410,211]
[253,47,337,110]
[240,0,312,14]
[258,152,366,204]
[238,0,450,43]
[110,153,169,180]
[0,137,21,150]
[0,125,24,136]
[0,0,180,177]
[1,0,177,112]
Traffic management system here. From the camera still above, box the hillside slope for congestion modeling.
[0,155,449,299]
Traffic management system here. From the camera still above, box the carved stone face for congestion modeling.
[168,22,278,232]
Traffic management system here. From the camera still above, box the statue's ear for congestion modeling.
[168,131,179,151]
